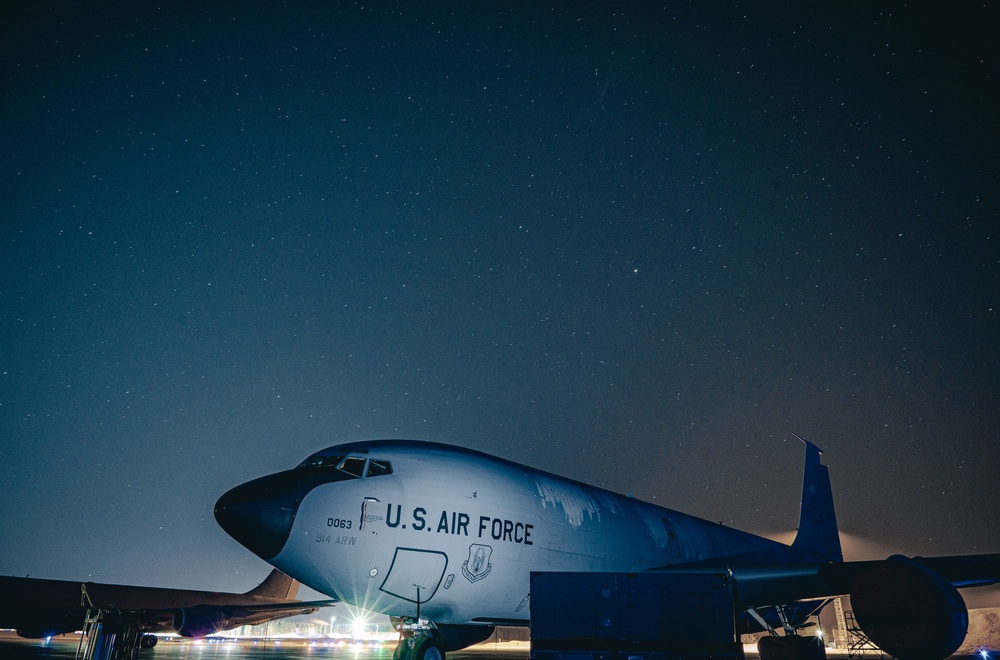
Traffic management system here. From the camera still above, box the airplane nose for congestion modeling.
[214,471,310,561]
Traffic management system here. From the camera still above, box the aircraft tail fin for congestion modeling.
[790,434,843,562]
[245,569,300,599]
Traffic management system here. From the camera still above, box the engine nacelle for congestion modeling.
[171,605,231,638]
[850,555,967,660]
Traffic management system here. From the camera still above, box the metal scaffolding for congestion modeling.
[842,609,895,660]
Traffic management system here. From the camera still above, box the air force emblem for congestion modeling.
[462,544,493,583]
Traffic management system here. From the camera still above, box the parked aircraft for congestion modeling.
[214,437,1000,660]
[0,568,332,646]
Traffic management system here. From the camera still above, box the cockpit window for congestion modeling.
[338,456,367,478]
[298,453,391,479]
[298,455,344,469]
[366,459,393,477]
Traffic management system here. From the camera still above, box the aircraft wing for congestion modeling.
[649,552,1000,609]
[0,571,338,639]
[136,598,339,637]
[898,553,1000,588]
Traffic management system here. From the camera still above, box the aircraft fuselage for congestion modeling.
[216,440,785,625]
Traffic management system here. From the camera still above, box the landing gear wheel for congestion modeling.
[413,635,445,660]
[393,631,446,660]
[393,634,415,660]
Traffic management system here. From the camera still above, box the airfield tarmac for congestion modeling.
[0,631,531,660]
[1,632,990,659]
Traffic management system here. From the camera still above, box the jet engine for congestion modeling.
[171,605,231,638]
[850,556,968,660]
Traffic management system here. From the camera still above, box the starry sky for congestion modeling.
[2,2,998,599]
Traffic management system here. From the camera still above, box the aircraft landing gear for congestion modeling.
[393,630,446,660]
[750,606,826,660]
[412,633,445,660]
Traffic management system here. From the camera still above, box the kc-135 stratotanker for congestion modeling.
[214,436,1000,660]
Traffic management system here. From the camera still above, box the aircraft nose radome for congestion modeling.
[214,472,304,561]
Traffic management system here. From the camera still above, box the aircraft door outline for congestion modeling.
[378,547,448,604]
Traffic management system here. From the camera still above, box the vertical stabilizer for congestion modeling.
[790,434,843,562]
[245,568,300,599]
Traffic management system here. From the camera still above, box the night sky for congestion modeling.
[2,2,998,600]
